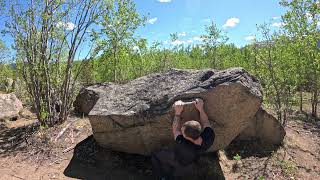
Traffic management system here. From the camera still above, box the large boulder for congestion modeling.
[0,93,23,121]
[75,68,285,155]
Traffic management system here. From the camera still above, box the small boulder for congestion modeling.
[0,93,23,121]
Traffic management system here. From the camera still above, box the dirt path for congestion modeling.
[0,116,319,180]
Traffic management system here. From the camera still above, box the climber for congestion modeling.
[151,98,215,180]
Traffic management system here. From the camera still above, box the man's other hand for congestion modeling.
[174,100,184,115]
[193,98,204,111]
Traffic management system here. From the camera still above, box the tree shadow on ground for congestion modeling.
[64,136,225,180]
[0,122,39,157]
[290,110,320,123]
[289,113,320,138]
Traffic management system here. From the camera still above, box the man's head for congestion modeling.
[181,120,201,140]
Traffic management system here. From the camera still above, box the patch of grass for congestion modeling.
[233,153,241,161]
[232,153,242,173]
[275,159,297,177]
[271,150,297,178]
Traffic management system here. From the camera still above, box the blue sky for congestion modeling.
[134,0,287,47]
[0,0,288,57]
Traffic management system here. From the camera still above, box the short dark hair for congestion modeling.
[182,120,201,140]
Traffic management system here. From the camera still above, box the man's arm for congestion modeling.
[199,108,211,128]
[172,100,184,139]
[194,98,214,150]
[172,114,182,139]
[194,98,211,128]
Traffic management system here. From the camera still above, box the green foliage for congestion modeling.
[40,109,49,122]
[0,40,7,61]
[275,159,298,177]
[233,154,241,161]
[0,40,15,92]
[0,70,15,92]
[2,0,107,126]
[94,0,146,82]
[0,0,319,127]
[40,124,49,130]
[201,21,229,69]
[280,0,320,118]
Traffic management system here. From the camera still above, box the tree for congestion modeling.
[95,0,145,82]
[201,21,229,69]
[254,24,297,125]
[0,40,9,63]
[131,38,147,78]
[0,40,14,92]
[281,0,320,118]
[3,0,107,126]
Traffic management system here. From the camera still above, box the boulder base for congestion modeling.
[75,68,285,155]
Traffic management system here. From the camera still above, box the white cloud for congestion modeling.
[178,32,187,37]
[202,18,211,23]
[171,40,185,46]
[147,17,158,24]
[57,21,76,31]
[245,35,256,41]
[168,36,200,46]
[57,21,65,27]
[272,16,281,20]
[187,39,194,44]
[223,17,240,28]
[157,0,171,3]
[85,29,92,33]
[272,22,286,27]
[193,36,203,42]
[66,22,75,30]
[306,12,312,20]
[132,46,139,51]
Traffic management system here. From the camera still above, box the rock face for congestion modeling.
[74,85,104,115]
[75,68,285,155]
[237,108,286,145]
[0,93,23,121]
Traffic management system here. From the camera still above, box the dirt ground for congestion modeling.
[219,118,320,180]
[0,112,319,180]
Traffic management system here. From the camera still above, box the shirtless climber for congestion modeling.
[151,98,215,180]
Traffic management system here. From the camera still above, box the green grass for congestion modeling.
[275,159,297,177]
[233,154,241,161]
